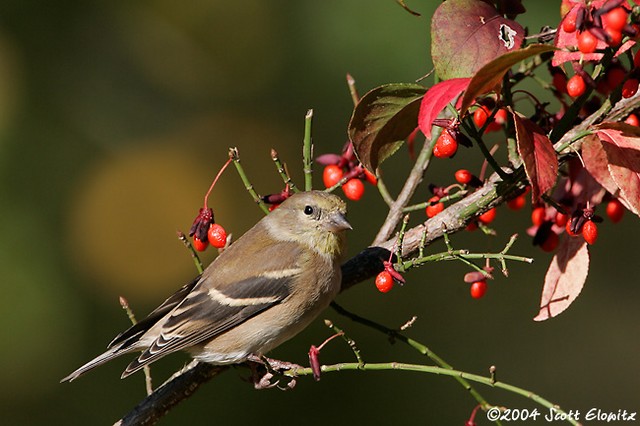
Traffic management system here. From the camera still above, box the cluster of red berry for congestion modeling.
[188,160,230,252]
[317,142,377,200]
[556,2,639,98]
[528,196,625,251]
[190,210,228,252]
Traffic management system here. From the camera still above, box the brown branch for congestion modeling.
[114,361,228,426]
[114,93,640,425]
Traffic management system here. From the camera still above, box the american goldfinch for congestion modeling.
[62,191,351,382]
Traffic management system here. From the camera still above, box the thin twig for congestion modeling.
[229,148,270,214]
[303,109,314,191]
[270,148,300,193]
[119,297,153,396]
[177,231,204,275]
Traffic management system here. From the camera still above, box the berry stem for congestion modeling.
[457,106,509,181]
[395,214,411,261]
[303,109,314,192]
[203,157,233,210]
[229,148,270,215]
[323,319,364,367]
[270,148,300,193]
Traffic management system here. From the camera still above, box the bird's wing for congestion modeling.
[122,266,299,377]
[107,276,201,350]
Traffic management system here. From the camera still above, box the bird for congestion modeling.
[61,190,351,382]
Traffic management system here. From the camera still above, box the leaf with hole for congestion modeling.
[431,0,524,80]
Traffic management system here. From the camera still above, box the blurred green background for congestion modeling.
[1,1,638,425]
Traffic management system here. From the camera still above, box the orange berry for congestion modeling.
[555,212,569,227]
[192,236,208,252]
[562,11,577,33]
[454,169,473,185]
[426,196,444,218]
[577,30,598,54]
[582,220,598,245]
[322,165,344,188]
[363,168,377,186]
[507,194,526,210]
[473,106,490,128]
[603,7,628,32]
[207,223,227,248]
[470,280,488,299]
[342,178,365,201]
[531,206,547,227]
[566,75,586,97]
[624,114,640,126]
[566,219,582,237]
[606,199,625,223]
[433,131,458,158]
[375,271,394,293]
[478,207,496,224]
[622,78,639,98]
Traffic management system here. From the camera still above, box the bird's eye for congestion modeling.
[304,205,314,215]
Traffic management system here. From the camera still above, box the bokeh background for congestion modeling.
[1,1,638,425]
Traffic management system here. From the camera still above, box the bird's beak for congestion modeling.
[326,212,352,232]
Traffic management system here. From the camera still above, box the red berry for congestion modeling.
[531,206,546,227]
[577,30,598,54]
[207,223,227,248]
[604,27,622,47]
[192,236,208,252]
[466,221,478,232]
[634,50,640,69]
[426,196,444,218]
[555,212,569,227]
[606,198,625,223]
[433,131,458,158]
[562,11,577,33]
[470,280,487,299]
[622,78,639,98]
[507,194,526,210]
[473,106,490,128]
[625,114,640,126]
[363,168,378,186]
[375,271,394,293]
[492,108,508,126]
[455,169,473,185]
[323,165,344,188]
[553,72,568,94]
[603,7,628,32]
[540,231,559,252]
[342,178,365,201]
[582,220,598,245]
[566,75,586,98]
[268,204,279,211]
[478,207,496,224]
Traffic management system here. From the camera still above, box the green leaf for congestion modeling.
[431,0,524,80]
[348,83,426,172]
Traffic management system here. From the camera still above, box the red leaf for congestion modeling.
[582,134,619,196]
[417,77,471,140]
[596,123,640,216]
[512,112,559,202]
[534,237,589,321]
[431,0,523,80]
[459,44,556,117]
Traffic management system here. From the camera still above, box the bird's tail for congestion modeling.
[60,345,134,383]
